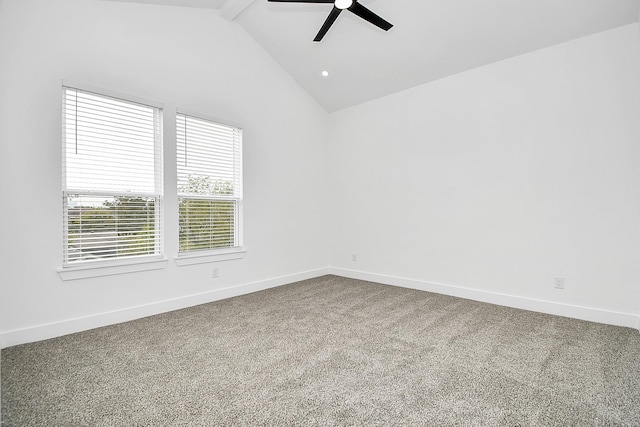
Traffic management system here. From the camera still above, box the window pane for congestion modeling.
[63,89,161,194]
[66,195,158,263]
[179,198,236,252]
[176,115,241,199]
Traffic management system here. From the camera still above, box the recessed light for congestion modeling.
[321,70,329,77]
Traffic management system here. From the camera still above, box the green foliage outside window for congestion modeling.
[66,196,156,262]
[66,176,236,261]
[178,176,236,252]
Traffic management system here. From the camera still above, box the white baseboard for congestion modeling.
[330,268,640,331]
[2,267,637,349]
[0,268,331,349]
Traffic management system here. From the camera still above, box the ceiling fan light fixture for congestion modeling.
[335,0,352,10]
[268,0,392,42]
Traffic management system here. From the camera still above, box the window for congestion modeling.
[176,112,243,254]
[62,86,163,266]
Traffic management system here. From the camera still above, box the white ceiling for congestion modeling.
[108,0,640,112]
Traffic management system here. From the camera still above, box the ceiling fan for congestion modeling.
[267,0,393,42]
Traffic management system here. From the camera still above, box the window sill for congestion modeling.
[58,257,168,281]
[174,248,246,266]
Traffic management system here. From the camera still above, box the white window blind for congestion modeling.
[62,86,163,265]
[177,113,242,253]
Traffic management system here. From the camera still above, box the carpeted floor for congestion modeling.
[2,275,640,426]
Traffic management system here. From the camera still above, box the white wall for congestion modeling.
[0,0,329,346]
[328,24,640,327]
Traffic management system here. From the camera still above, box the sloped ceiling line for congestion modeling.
[221,0,256,20]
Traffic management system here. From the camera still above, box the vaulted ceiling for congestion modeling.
[108,0,640,112]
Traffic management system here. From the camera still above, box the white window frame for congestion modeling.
[58,82,167,280]
[174,110,244,266]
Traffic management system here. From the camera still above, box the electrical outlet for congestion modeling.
[211,268,219,278]
[351,253,357,262]
[554,277,565,289]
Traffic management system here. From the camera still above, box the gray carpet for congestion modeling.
[2,275,639,426]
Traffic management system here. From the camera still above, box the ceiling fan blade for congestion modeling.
[347,1,393,31]
[314,6,342,42]
[267,0,334,3]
